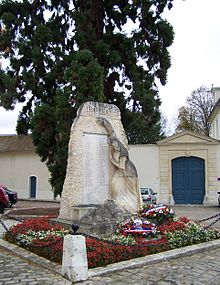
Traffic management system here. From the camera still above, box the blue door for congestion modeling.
[172,157,205,204]
[30,176,37,198]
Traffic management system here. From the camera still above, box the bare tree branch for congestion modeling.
[175,86,214,136]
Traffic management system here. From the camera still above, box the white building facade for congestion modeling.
[130,131,219,206]
[1,129,220,205]
[0,135,53,200]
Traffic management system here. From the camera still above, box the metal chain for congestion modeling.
[3,212,27,222]
[167,215,220,248]
[79,217,220,248]
[0,212,220,250]
[201,216,220,230]
[196,212,220,223]
[0,218,10,232]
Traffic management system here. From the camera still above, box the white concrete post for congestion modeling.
[62,234,88,282]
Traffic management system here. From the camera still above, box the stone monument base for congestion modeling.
[50,218,119,235]
[51,199,129,235]
[69,205,98,221]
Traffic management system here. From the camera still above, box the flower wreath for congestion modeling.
[141,204,175,224]
[118,218,157,236]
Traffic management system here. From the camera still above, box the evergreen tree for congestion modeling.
[0,0,174,196]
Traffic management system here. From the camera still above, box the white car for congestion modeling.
[140,187,157,204]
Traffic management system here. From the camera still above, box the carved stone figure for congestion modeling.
[97,116,142,213]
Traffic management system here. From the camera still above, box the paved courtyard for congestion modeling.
[0,246,71,285]
[0,202,220,284]
[82,247,220,285]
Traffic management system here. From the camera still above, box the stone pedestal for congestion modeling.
[70,206,97,221]
[62,235,88,282]
[51,199,129,235]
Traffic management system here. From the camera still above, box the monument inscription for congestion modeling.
[83,133,109,204]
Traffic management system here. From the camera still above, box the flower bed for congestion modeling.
[3,205,220,268]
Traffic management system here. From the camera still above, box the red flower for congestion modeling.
[158,221,186,234]
[4,213,194,269]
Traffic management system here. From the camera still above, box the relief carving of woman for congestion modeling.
[97,117,142,213]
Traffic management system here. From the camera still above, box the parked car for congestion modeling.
[140,187,157,204]
[218,192,220,207]
[5,189,18,207]
[0,185,18,207]
[0,185,10,213]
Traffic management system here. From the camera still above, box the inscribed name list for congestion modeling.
[83,133,109,204]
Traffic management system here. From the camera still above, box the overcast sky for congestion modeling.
[1,0,220,134]
[159,0,220,133]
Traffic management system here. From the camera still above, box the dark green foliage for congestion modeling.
[30,90,75,197]
[67,49,105,105]
[0,0,174,196]
[0,69,17,109]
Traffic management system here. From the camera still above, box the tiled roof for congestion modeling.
[0,135,35,152]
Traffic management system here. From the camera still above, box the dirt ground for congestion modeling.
[6,199,60,217]
[12,199,60,208]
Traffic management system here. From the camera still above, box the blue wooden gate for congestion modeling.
[172,156,205,204]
